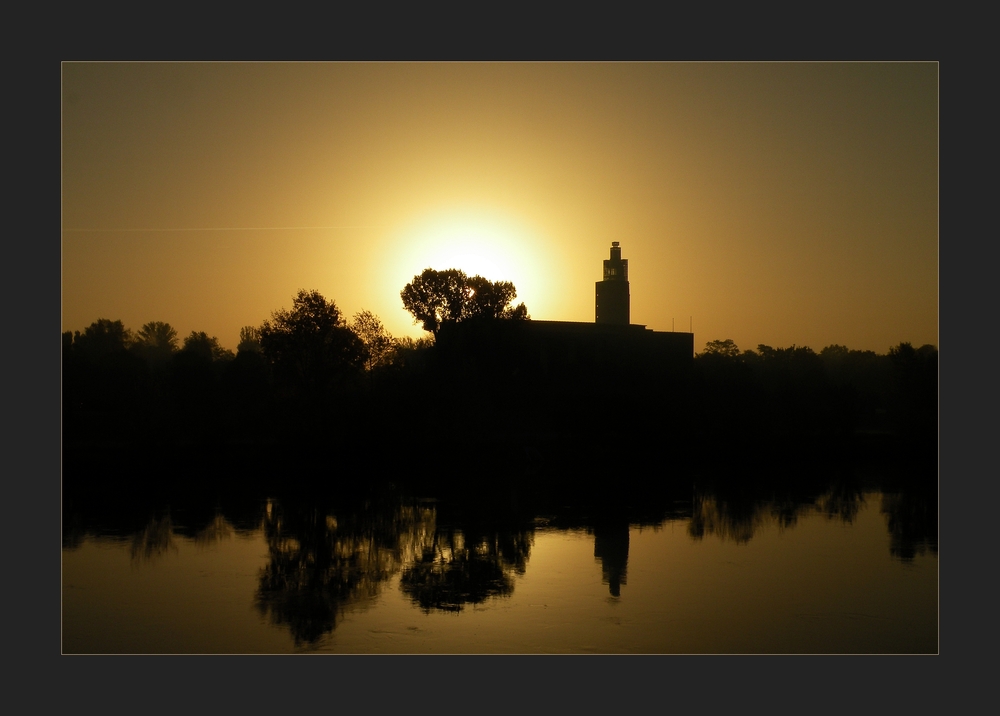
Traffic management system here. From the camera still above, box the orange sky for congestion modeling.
[62,62,937,353]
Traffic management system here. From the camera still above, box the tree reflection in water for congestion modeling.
[254,497,437,646]
[129,514,178,564]
[685,480,935,563]
[816,482,867,523]
[193,514,235,545]
[688,494,769,544]
[130,511,254,564]
[881,490,937,561]
[62,455,936,649]
[400,526,533,612]
[688,483,870,545]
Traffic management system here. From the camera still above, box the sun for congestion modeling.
[384,206,554,322]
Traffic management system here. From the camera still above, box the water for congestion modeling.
[62,478,937,653]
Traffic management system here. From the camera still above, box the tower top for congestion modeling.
[596,242,630,324]
[606,242,625,269]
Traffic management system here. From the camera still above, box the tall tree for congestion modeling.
[400,268,469,337]
[401,269,529,338]
[700,339,741,358]
[237,326,262,354]
[133,322,179,368]
[465,276,528,321]
[73,319,133,359]
[259,289,365,395]
[351,311,395,371]
[179,331,234,362]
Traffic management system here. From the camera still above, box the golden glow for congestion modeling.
[62,63,937,352]
[385,206,557,324]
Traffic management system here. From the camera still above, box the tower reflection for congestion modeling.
[593,520,630,597]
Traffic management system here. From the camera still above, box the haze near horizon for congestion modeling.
[62,62,937,353]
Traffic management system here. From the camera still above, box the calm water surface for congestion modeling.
[62,485,937,653]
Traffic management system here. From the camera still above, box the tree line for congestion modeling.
[62,268,937,466]
[62,270,527,451]
[692,338,937,447]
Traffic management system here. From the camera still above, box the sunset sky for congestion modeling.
[62,62,937,353]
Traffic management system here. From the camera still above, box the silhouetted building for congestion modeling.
[503,319,693,375]
[436,242,693,383]
[596,241,629,325]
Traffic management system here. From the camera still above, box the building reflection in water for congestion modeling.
[592,521,630,597]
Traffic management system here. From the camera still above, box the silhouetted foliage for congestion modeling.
[62,298,935,476]
[131,321,178,369]
[351,310,395,371]
[390,335,434,367]
[400,268,467,336]
[465,275,529,321]
[237,326,262,354]
[63,319,149,433]
[887,342,938,439]
[687,338,937,443]
[179,331,234,363]
[227,326,270,428]
[74,318,133,359]
[166,331,235,437]
[401,268,528,338]
[258,289,365,398]
[700,338,741,358]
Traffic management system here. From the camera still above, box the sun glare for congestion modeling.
[385,208,555,322]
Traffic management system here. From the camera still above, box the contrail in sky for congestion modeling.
[62,226,383,232]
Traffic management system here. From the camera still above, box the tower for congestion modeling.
[595,241,630,325]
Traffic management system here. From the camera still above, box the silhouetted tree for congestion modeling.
[888,342,937,438]
[700,338,741,358]
[351,310,395,371]
[387,336,434,372]
[258,289,365,397]
[237,326,262,354]
[179,331,234,362]
[400,268,469,337]
[63,319,150,438]
[400,268,528,338]
[167,332,234,436]
[73,319,133,359]
[225,327,271,437]
[465,275,529,321]
[62,330,74,355]
[131,321,178,368]
[819,344,850,362]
